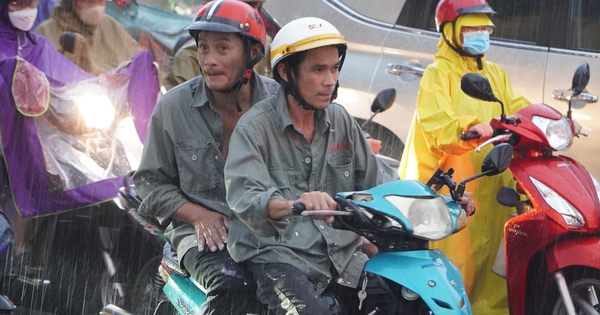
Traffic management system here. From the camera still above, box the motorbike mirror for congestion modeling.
[454,143,513,201]
[361,88,396,130]
[481,143,513,176]
[461,73,507,122]
[496,187,520,207]
[371,88,396,113]
[567,62,591,119]
[571,62,590,96]
[461,73,499,102]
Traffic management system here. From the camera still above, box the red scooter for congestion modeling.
[460,63,600,315]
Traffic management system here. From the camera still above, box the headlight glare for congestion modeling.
[531,115,573,151]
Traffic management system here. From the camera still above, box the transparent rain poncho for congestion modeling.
[32,65,143,191]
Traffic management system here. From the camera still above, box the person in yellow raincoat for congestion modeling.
[398,0,530,314]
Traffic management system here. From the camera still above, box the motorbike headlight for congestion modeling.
[530,176,584,228]
[531,115,573,151]
[73,91,115,129]
[384,196,452,241]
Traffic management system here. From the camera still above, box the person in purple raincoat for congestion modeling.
[0,0,158,280]
[0,0,94,275]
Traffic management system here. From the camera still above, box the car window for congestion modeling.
[337,0,404,24]
[572,0,600,52]
[487,0,541,45]
[395,0,600,53]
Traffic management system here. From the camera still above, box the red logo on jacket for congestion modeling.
[329,142,349,153]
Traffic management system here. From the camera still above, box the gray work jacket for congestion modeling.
[225,88,399,291]
[134,72,279,258]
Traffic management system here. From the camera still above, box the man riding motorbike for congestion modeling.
[223,16,475,314]
[133,1,278,313]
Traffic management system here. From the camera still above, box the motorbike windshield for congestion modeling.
[0,50,158,217]
[34,69,143,191]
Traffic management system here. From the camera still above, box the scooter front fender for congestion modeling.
[545,236,600,272]
[365,249,472,315]
[162,272,207,315]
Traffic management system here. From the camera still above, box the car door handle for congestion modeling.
[387,63,425,77]
[552,89,598,103]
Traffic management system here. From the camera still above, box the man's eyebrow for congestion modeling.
[197,36,233,42]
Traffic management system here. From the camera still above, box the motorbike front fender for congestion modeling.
[365,249,472,315]
[162,273,206,315]
[545,236,600,272]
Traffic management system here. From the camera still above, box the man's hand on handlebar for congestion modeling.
[459,191,476,216]
[466,123,494,141]
[294,192,337,223]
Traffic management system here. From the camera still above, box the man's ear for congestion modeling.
[250,43,263,60]
[277,63,288,82]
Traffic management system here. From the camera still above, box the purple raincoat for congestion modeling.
[0,4,158,217]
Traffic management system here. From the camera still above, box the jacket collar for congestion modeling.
[274,87,330,136]
[190,70,270,109]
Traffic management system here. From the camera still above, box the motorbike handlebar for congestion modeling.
[459,131,480,140]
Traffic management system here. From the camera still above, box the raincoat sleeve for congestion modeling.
[415,65,482,158]
[225,121,279,238]
[133,100,189,225]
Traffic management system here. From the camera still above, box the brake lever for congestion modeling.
[475,134,512,153]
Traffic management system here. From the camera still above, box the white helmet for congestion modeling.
[270,17,347,70]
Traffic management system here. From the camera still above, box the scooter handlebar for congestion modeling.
[460,131,480,140]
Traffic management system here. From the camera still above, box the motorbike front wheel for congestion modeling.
[131,256,177,315]
[551,276,600,315]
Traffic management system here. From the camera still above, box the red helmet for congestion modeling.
[435,0,496,32]
[186,0,267,54]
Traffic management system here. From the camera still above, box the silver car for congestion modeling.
[265,0,600,178]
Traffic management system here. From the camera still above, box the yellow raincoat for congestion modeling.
[398,15,530,315]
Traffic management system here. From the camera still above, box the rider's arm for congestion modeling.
[225,115,280,238]
[415,66,483,156]
[134,101,191,225]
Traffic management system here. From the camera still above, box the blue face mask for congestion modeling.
[462,32,490,55]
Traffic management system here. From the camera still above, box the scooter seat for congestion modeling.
[162,243,190,278]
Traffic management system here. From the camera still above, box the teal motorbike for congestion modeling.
[100,88,512,315]
[296,143,512,315]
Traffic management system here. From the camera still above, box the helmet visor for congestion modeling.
[457,14,495,28]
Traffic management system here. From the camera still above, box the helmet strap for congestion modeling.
[282,60,317,111]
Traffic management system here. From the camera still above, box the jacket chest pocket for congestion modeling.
[175,139,222,193]
[326,154,354,193]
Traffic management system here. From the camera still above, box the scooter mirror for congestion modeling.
[481,143,513,176]
[361,88,396,130]
[370,88,396,113]
[496,186,519,207]
[571,62,590,96]
[460,73,499,103]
